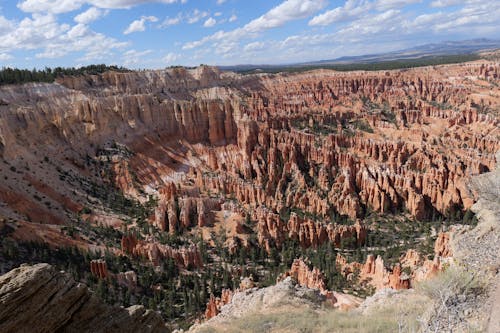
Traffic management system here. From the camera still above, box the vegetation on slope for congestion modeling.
[0,64,130,86]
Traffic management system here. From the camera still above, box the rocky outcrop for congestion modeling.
[280,259,327,293]
[197,277,327,330]
[205,289,234,320]
[121,234,203,268]
[252,208,367,252]
[336,253,411,290]
[90,259,108,279]
[204,277,257,320]
[434,232,452,258]
[336,230,453,290]
[115,271,138,291]
[278,259,362,310]
[0,263,167,333]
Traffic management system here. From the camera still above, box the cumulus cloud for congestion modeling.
[309,0,373,26]
[216,0,227,4]
[203,17,216,27]
[0,12,127,62]
[243,41,266,52]
[122,49,153,66]
[377,0,421,10]
[74,7,107,24]
[186,9,209,24]
[163,52,180,64]
[430,0,464,7]
[159,9,209,28]
[0,53,13,61]
[160,16,182,27]
[183,0,327,50]
[309,0,421,26]
[17,0,183,14]
[229,14,237,22]
[124,15,158,34]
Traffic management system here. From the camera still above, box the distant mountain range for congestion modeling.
[219,39,500,72]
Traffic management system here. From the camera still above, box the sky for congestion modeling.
[0,0,498,69]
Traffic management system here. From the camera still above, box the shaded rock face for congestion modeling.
[0,263,167,333]
[90,259,108,279]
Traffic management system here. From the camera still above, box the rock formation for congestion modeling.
[0,60,498,330]
[0,264,167,333]
[121,234,203,268]
[90,259,108,279]
[337,230,453,290]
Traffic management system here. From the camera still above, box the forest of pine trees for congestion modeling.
[0,64,129,85]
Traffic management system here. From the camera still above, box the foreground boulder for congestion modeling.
[0,263,168,333]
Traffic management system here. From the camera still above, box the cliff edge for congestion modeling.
[0,263,168,333]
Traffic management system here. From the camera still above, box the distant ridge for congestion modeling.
[219,38,500,72]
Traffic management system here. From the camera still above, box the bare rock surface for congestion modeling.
[190,277,325,332]
[0,263,168,333]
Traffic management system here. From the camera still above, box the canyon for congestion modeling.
[0,59,499,331]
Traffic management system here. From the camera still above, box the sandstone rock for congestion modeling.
[0,263,167,333]
[90,259,108,279]
[434,232,452,257]
[121,234,202,268]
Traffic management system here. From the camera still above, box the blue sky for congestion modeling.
[0,0,498,69]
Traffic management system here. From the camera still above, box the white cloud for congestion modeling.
[0,12,127,61]
[377,0,421,10]
[229,14,237,22]
[214,12,222,17]
[243,41,266,52]
[244,0,327,33]
[183,0,327,50]
[122,49,153,66]
[203,17,216,27]
[74,7,107,24]
[160,16,182,27]
[216,0,227,4]
[0,16,15,34]
[309,0,421,26]
[430,0,464,7]
[0,53,13,61]
[186,9,209,24]
[164,52,180,64]
[309,0,373,26]
[17,0,183,14]
[124,15,158,34]
[18,0,85,14]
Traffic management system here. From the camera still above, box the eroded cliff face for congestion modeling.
[336,231,452,291]
[0,263,167,333]
[1,63,497,229]
[0,61,498,328]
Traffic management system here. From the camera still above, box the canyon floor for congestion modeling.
[0,57,499,332]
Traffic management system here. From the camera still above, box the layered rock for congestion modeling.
[278,259,362,310]
[90,259,108,279]
[0,263,167,333]
[121,234,203,268]
[205,278,255,319]
[434,231,452,258]
[252,207,366,252]
[280,259,327,292]
[337,231,452,290]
